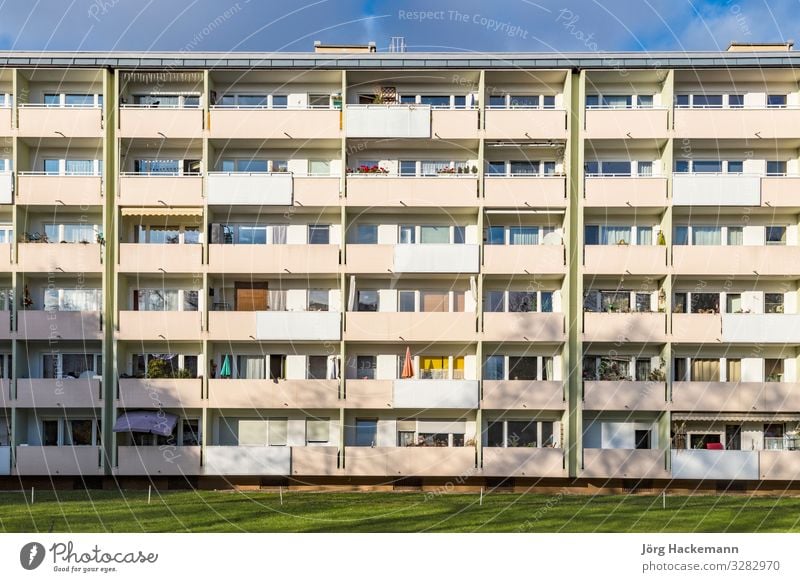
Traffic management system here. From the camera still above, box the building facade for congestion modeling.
[1,48,799,488]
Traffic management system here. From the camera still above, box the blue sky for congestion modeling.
[0,0,795,53]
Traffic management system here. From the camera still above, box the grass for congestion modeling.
[2,489,800,532]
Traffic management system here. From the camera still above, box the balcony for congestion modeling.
[582,381,667,411]
[291,446,340,476]
[345,244,479,274]
[15,378,101,407]
[345,176,478,207]
[584,177,668,207]
[759,450,800,480]
[17,174,103,206]
[119,106,203,138]
[670,449,758,480]
[293,176,341,207]
[18,243,102,272]
[583,312,666,343]
[671,381,800,412]
[208,244,340,274]
[672,246,800,277]
[0,446,8,475]
[209,107,341,140]
[761,177,800,207]
[673,173,761,206]
[207,172,293,206]
[670,313,721,343]
[203,446,290,475]
[484,109,567,140]
[343,380,393,408]
[721,313,800,343]
[118,243,203,274]
[116,445,201,475]
[393,379,479,409]
[345,311,476,342]
[584,108,669,139]
[208,379,339,409]
[482,312,564,342]
[481,380,565,410]
[484,176,566,208]
[481,448,566,477]
[118,175,204,206]
[431,108,479,139]
[581,448,668,479]
[207,311,340,342]
[17,105,103,138]
[17,310,102,340]
[583,245,667,275]
[344,446,476,477]
[674,107,800,139]
[117,378,203,408]
[482,245,565,275]
[117,311,202,341]
[15,446,102,475]
[345,105,431,138]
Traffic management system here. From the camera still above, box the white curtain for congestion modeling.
[469,277,477,306]
[327,355,340,380]
[601,226,631,245]
[237,356,265,380]
[348,276,356,311]
[544,357,554,381]
[270,225,287,244]
[509,227,539,245]
[268,290,287,311]
[692,226,721,246]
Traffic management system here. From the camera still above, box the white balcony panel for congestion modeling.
[393,244,479,274]
[345,105,431,138]
[0,172,12,204]
[722,314,800,343]
[203,446,291,475]
[672,174,761,206]
[0,446,9,475]
[670,449,758,480]
[393,379,479,409]
[255,311,341,341]
[207,173,293,206]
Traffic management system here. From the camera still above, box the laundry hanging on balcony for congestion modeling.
[113,411,178,436]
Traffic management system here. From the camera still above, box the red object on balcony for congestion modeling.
[706,442,724,450]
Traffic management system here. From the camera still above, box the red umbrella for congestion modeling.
[401,346,414,379]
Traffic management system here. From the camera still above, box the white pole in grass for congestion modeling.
[662,491,666,510]
[279,486,283,505]
[31,487,34,504]
[479,487,483,506]
[148,485,152,505]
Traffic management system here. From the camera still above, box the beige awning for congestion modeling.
[672,413,800,422]
[121,207,203,217]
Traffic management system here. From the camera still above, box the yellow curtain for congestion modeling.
[692,359,720,382]
[726,359,741,382]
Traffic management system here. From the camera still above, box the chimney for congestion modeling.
[314,40,377,53]
[727,41,793,52]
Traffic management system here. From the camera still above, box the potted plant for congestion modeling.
[656,231,666,246]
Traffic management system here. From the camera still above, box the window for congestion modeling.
[691,293,720,314]
[308,225,330,244]
[509,95,539,108]
[637,161,653,176]
[308,160,331,175]
[675,94,690,107]
[398,225,415,244]
[507,420,539,446]
[673,358,687,381]
[484,291,504,313]
[510,161,539,175]
[308,94,330,108]
[44,288,101,312]
[355,356,376,380]
[727,227,743,246]
[357,290,378,312]
[691,226,721,245]
[354,224,378,244]
[767,94,787,108]
[484,226,505,245]
[636,226,653,246]
[635,293,651,312]
[727,161,743,173]
[398,290,416,312]
[600,161,631,176]
[483,356,505,380]
[690,358,720,382]
[693,160,723,173]
[355,419,378,446]
[508,357,537,380]
[673,226,689,245]
[635,359,651,381]
[508,291,536,313]
[767,161,787,176]
[308,289,329,312]
[420,226,450,244]
[693,94,723,108]
[602,95,632,109]
[728,94,744,108]
[585,95,599,108]
[674,160,690,173]
[726,293,742,313]
[634,430,651,450]
[486,420,555,448]
[41,420,59,446]
[420,291,448,313]
[136,289,179,311]
[509,227,539,245]
[673,292,687,314]
[271,95,288,109]
[306,418,330,443]
[270,160,288,173]
[399,161,417,176]
[307,356,328,380]
[486,422,505,447]
[43,353,100,379]
[766,226,786,245]
[486,161,506,175]
[765,293,784,313]
[727,359,741,382]
[765,359,784,382]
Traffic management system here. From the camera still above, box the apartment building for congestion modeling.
[0,45,799,490]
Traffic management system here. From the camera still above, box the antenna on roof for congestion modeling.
[389,37,406,53]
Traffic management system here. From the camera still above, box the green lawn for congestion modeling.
[0,489,798,532]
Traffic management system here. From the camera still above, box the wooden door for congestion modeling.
[235,282,267,311]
